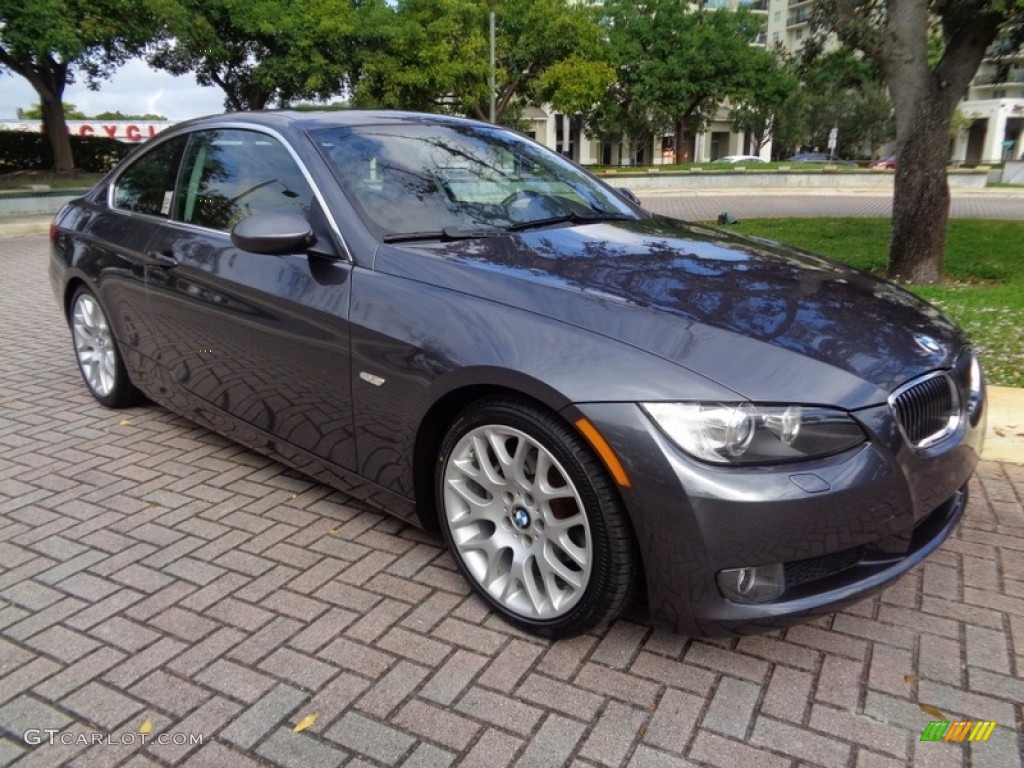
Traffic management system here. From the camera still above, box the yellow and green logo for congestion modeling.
[920,721,997,742]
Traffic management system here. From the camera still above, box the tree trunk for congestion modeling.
[40,91,75,173]
[1,54,75,172]
[829,0,1006,285]
[673,118,685,165]
[888,107,951,283]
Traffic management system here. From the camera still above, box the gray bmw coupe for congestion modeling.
[50,111,985,637]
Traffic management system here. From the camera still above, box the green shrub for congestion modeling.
[0,131,132,173]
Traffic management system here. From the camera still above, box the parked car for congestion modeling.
[871,153,898,169]
[51,111,985,638]
[712,155,766,164]
[788,152,858,166]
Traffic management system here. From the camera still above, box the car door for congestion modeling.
[68,134,190,382]
[143,127,357,470]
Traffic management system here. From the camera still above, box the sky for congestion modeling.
[2,58,228,121]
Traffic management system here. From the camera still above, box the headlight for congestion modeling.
[641,402,866,464]
[966,351,984,418]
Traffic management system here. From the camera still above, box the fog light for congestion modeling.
[717,563,785,603]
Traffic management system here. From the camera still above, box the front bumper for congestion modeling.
[570,397,983,636]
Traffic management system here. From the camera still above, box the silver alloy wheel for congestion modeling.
[442,424,593,620]
[71,293,118,397]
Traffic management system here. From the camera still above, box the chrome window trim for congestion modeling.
[888,370,962,450]
[107,121,353,262]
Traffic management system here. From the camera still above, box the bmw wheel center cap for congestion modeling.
[513,508,530,529]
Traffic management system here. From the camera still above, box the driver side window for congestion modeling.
[176,129,314,232]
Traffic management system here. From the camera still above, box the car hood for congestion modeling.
[373,216,965,406]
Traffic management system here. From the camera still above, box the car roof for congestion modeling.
[168,109,481,134]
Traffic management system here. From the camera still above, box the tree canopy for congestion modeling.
[352,0,612,124]
[18,102,88,120]
[771,47,894,160]
[16,105,167,120]
[729,53,800,155]
[592,1,781,163]
[0,0,164,170]
[148,0,372,111]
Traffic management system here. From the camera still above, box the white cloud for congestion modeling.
[2,58,226,121]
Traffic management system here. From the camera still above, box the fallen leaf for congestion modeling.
[138,719,154,735]
[918,703,946,719]
[118,419,133,426]
[328,529,339,536]
[903,674,917,684]
[293,713,318,733]
[994,428,1006,437]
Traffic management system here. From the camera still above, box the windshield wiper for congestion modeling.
[507,211,634,232]
[381,225,508,243]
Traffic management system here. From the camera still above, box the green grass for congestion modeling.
[727,218,1024,388]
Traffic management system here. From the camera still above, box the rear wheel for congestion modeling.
[436,397,637,638]
[70,287,143,408]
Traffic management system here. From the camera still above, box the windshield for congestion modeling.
[310,121,639,239]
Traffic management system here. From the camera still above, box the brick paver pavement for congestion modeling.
[1,232,1022,768]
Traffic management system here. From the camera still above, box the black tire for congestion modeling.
[69,286,144,408]
[436,396,638,638]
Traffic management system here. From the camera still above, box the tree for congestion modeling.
[729,54,800,155]
[594,1,781,164]
[93,110,168,120]
[17,105,167,121]
[352,0,489,115]
[843,82,895,160]
[150,0,369,111]
[352,0,612,123]
[815,0,1024,283]
[769,46,894,160]
[0,0,163,171]
[18,102,88,120]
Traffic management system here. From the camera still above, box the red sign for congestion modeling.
[0,120,173,143]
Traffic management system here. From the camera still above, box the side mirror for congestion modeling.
[231,211,315,254]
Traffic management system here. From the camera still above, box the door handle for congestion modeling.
[148,250,178,267]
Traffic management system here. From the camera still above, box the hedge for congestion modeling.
[0,131,132,173]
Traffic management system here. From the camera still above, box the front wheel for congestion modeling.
[69,287,144,408]
[436,397,638,638]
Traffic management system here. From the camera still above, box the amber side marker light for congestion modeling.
[575,418,631,488]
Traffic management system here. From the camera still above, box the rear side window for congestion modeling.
[112,137,187,216]
[176,129,314,232]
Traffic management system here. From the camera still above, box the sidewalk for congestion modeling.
[0,215,51,236]
[987,386,1024,464]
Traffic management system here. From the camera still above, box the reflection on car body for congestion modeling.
[50,110,985,637]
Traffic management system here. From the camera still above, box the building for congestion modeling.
[954,39,1024,164]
